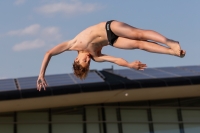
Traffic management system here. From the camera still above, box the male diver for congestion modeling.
[37,20,186,91]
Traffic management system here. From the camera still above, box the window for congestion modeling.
[86,107,100,133]
[52,107,83,133]
[152,109,179,133]
[105,107,118,133]
[121,109,149,133]
[182,110,200,133]
[17,111,48,133]
[0,113,14,133]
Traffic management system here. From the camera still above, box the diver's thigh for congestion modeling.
[111,21,142,39]
[113,37,139,49]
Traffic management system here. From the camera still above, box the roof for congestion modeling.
[0,65,200,101]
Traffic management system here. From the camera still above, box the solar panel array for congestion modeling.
[0,66,199,91]
[16,71,104,90]
[0,79,17,92]
[110,65,200,80]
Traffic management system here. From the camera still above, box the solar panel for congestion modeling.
[17,74,75,89]
[110,66,200,80]
[17,76,38,89]
[0,79,17,92]
[45,74,75,87]
[114,68,176,80]
[156,67,199,77]
[112,69,152,80]
[17,71,104,89]
[178,65,200,74]
[131,68,177,78]
[70,71,104,84]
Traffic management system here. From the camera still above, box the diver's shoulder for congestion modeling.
[96,21,106,27]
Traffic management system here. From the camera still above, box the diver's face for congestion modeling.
[75,53,91,67]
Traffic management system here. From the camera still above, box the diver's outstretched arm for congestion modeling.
[37,41,72,91]
[93,54,147,70]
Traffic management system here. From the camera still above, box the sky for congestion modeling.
[0,0,200,79]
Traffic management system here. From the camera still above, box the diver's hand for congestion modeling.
[37,76,48,91]
[128,60,147,70]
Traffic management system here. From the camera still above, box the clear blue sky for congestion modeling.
[0,0,199,79]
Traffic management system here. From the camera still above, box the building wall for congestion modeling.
[1,97,200,133]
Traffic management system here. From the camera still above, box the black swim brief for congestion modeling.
[105,20,118,46]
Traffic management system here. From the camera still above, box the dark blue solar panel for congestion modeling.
[17,76,38,89]
[18,74,76,89]
[132,68,177,78]
[17,72,104,89]
[45,74,75,87]
[179,65,200,74]
[0,79,17,91]
[70,71,104,84]
[114,68,175,80]
[110,66,200,80]
[156,67,199,77]
[112,69,152,80]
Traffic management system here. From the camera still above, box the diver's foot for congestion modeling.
[179,50,186,58]
[167,39,185,57]
[169,49,186,58]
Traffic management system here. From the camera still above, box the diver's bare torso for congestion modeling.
[69,22,109,57]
